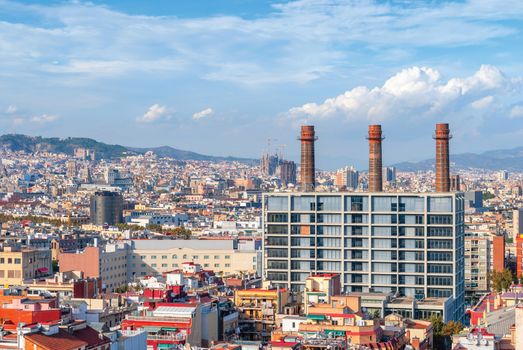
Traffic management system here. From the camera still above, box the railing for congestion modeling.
[126,315,191,323]
[147,334,186,341]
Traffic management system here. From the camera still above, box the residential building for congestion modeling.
[263,192,465,322]
[234,287,291,341]
[335,166,359,190]
[128,239,260,278]
[0,246,52,285]
[58,243,129,292]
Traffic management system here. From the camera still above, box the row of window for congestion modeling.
[0,258,21,264]
[267,196,454,213]
[135,254,231,260]
[132,263,232,269]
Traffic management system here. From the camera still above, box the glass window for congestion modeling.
[292,196,316,211]
[317,196,341,211]
[268,196,288,211]
[151,256,156,259]
[346,196,369,211]
[429,197,452,212]
[372,197,397,211]
[399,197,425,212]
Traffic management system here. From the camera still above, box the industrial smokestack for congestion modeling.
[299,125,317,192]
[434,123,451,192]
[367,125,384,192]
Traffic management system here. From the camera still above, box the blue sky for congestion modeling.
[0,0,522,169]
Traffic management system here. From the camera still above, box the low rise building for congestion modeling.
[0,246,52,285]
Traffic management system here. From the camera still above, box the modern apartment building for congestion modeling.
[263,192,465,322]
[464,232,504,295]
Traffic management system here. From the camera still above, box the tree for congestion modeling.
[166,227,192,240]
[442,321,463,337]
[429,315,462,350]
[490,269,514,292]
[483,191,495,200]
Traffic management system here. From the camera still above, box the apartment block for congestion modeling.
[464,232,504,294]
[0,246,52,285]
[128,240,260,278]
[59,243,128,293]
[263,192,465,322]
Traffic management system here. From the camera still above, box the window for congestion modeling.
[140,255,146,259]
[162,264,168,268]
[268,213,288,223]
[214,255,220,259]
[151,263,157,267]
[151,256,157,259]
[161,255,167,259]
[14,258,21,264]
[372,197,397,211]
[214,264,220,268]
[183,255,188,259]
[429,197,452,212]
[268,196,289,211]
[292,196,315,211]
[172,263,178,267]
[346,196,369,211]
[193,255,199,259]
[141,264,146,267]
[204,255,209,259]
[317,196,341,211]
[399,196,425,212]
[225,263,231,267]
[7,258,12,264]
[204,263,209,267]
[225,255,230,259]
[0,258,4,263]
[172,255,177,259]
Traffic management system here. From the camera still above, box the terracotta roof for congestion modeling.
[73,326,111,347]
[25,329,88,350]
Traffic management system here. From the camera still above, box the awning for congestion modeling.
[158,344,175,349]
[325,330,345,336]
[307,314,325,320]
[161,327,178,332]
[38,267,49,273]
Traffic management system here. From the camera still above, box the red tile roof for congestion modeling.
[74,326,111,347]
[25,329,88,350]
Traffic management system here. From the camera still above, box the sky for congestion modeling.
[0,0,522,169]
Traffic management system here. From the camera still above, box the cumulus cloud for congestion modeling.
[137,104,173,123]
[5,105,17,114]
[287,65,519,123]
[31,114,58,123]
[192,108,214,120]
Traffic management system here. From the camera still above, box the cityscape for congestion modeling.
[0,1,523,350]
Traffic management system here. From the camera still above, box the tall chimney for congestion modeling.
[367,125,383,192]
[434,123,451,192]
[299,125,317,192]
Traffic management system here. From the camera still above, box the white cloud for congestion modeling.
[0,1,522,86]
[470,96,494,109]
[510,105,523,118]
[137,104,173,123]
[192,108,214,120]
[288,65,519,123]
[5,105,17,114]
[31,114,58,123]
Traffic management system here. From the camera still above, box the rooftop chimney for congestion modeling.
[299,125,317,192]
[434,123,451,192]
[367,125,384,192]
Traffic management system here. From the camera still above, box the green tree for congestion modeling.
[429,315,462,350]
[483,191,495,200]
[490,269,514,292]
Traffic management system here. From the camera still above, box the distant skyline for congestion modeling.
[0,0,522,169]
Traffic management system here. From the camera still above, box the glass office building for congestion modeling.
[263,192,465,322]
